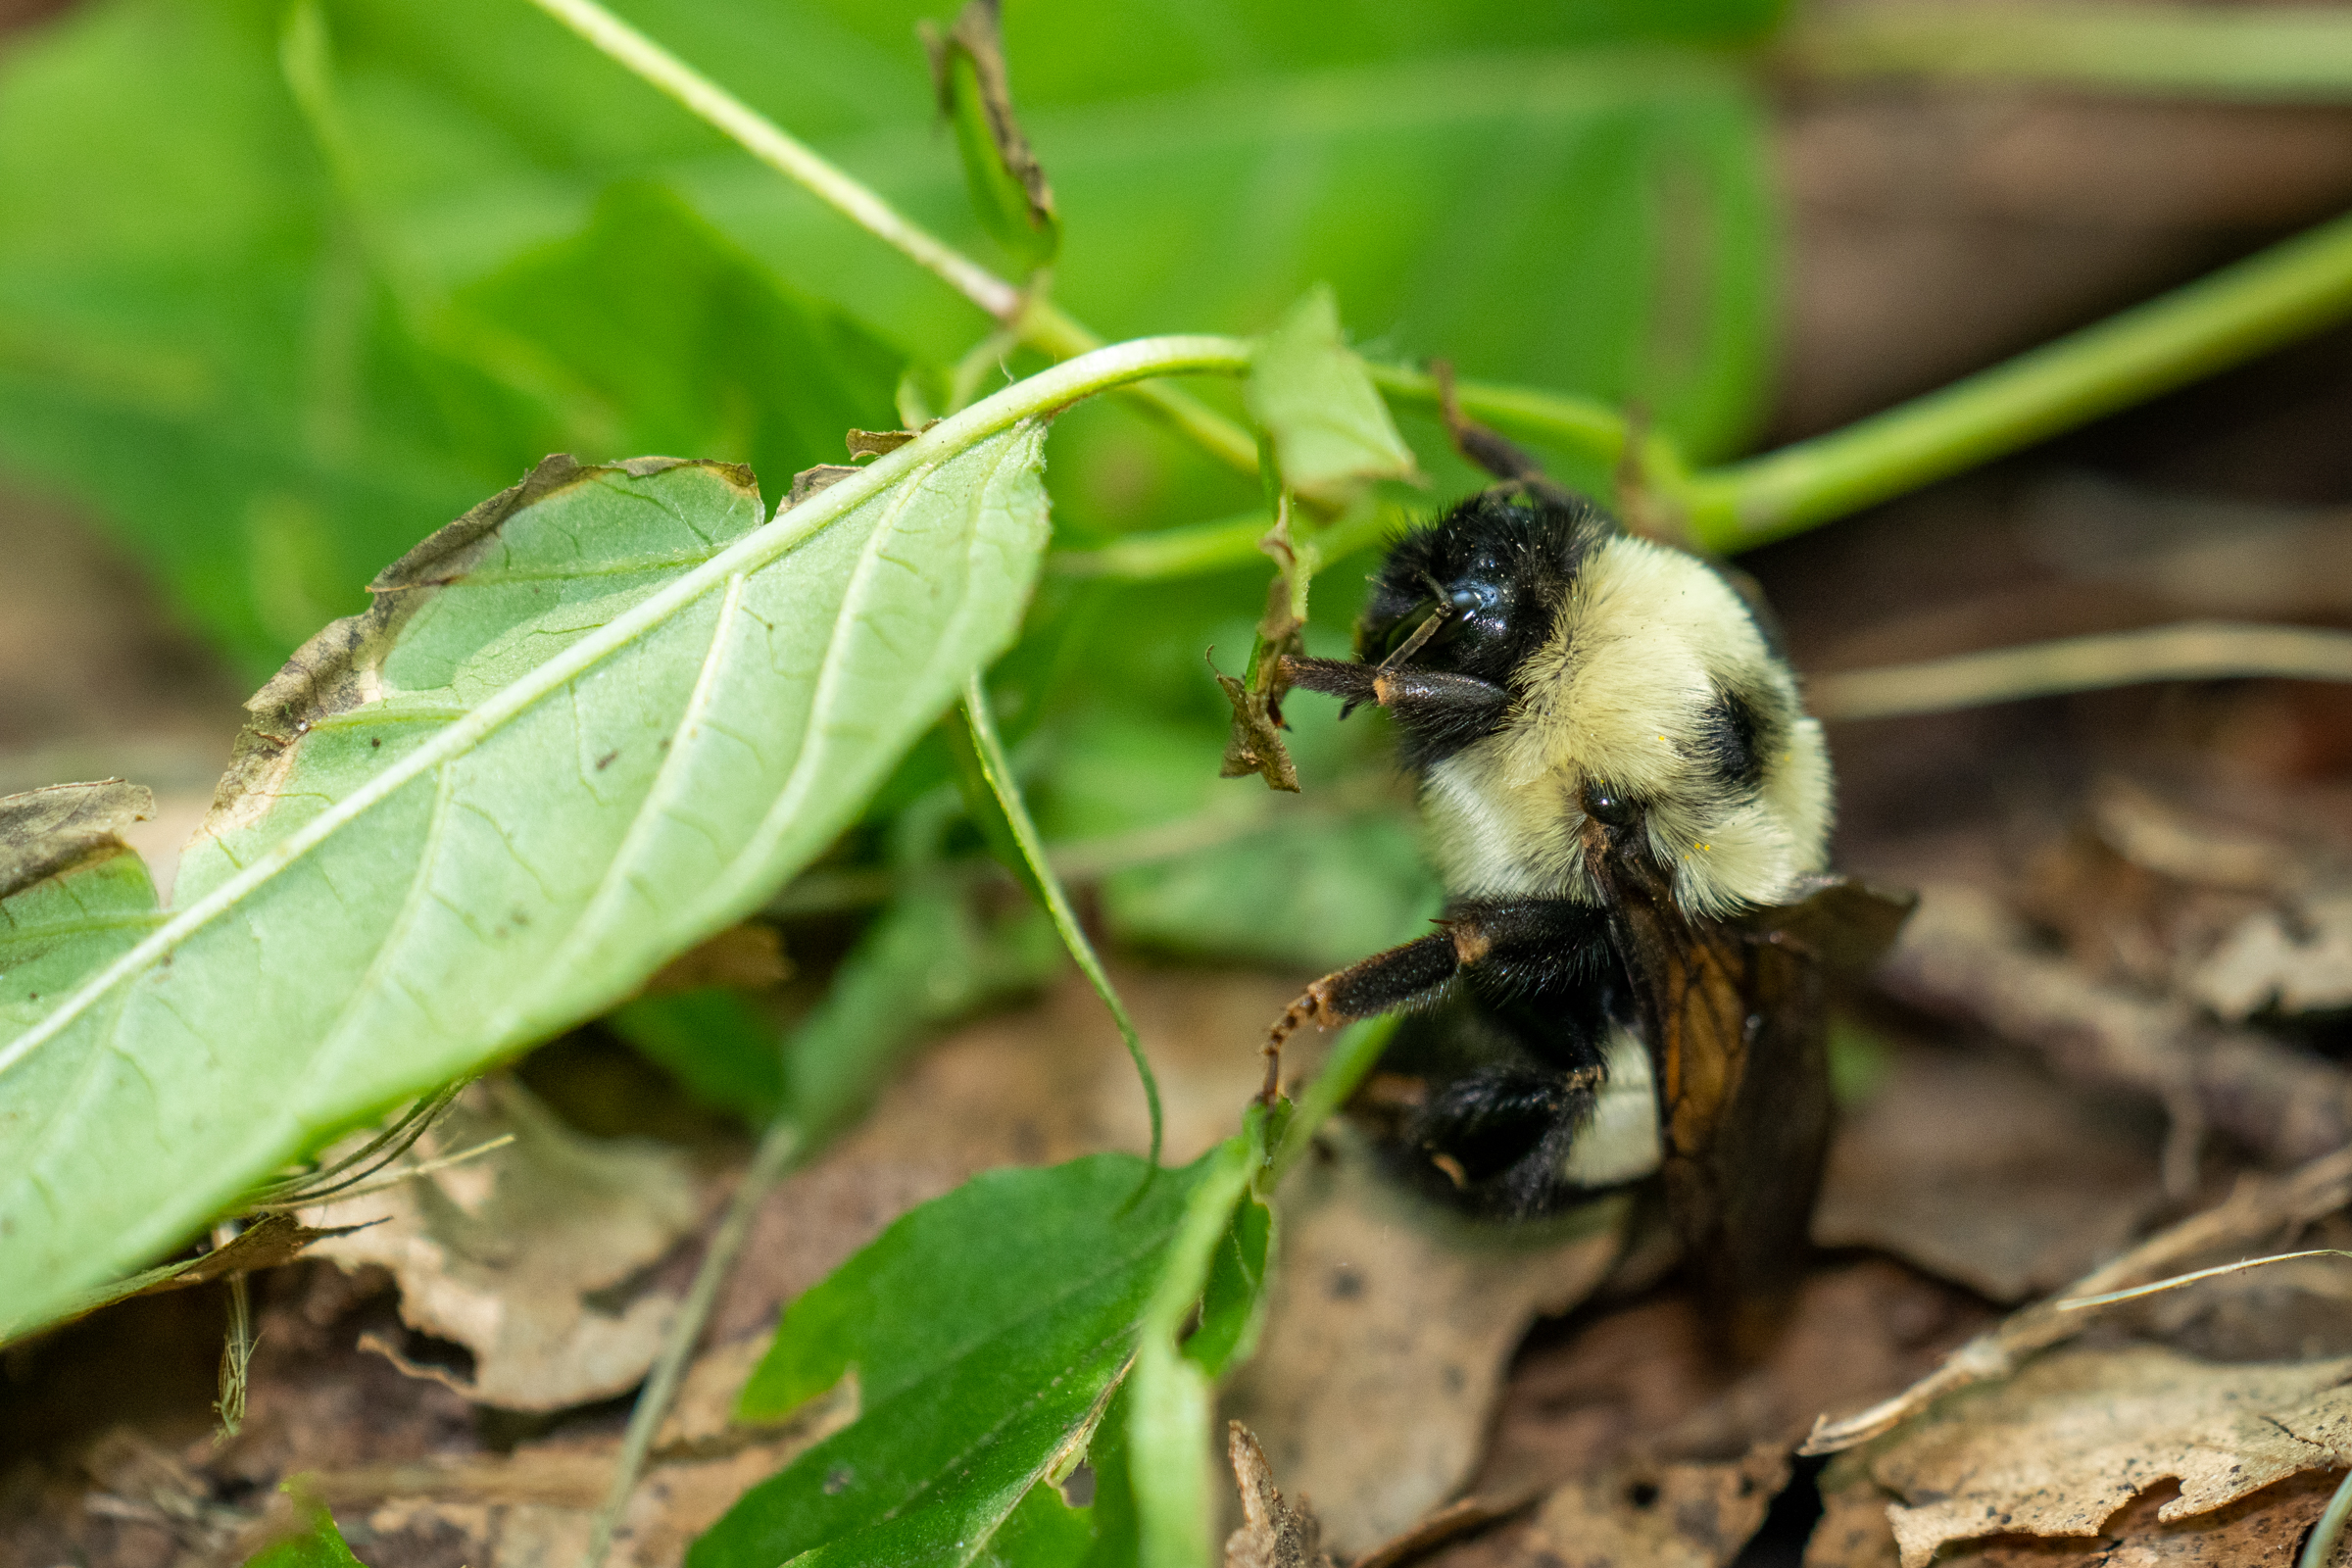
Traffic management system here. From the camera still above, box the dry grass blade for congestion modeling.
[1811,620,2352,720]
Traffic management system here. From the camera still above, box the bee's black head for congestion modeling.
[1358,487,1616,689]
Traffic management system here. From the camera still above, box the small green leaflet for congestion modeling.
[1246,285,1418,504]
[0,421,1053,1337]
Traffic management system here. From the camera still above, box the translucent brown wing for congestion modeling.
[1607,877,1914,1355]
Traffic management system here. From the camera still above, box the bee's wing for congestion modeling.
[1611,877,1913,1353]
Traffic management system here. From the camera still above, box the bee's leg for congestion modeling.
[1431,359,1578,508]
[1262,931,1461,1102]
[1260,897,1611,1102]
[1281,657,1511,760]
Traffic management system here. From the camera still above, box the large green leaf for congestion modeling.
[700,1152,1214,1568]
[0,419,1053,1335]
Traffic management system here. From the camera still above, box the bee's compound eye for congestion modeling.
[1582,784,1641,830]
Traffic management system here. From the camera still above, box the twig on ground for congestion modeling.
[1877,883,2352,1183]
[1811,621,2352,720]
[1803,1142,2352,1452]
[580,1118,804,1568]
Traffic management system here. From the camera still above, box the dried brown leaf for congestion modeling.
[303,1078,707,1411]
[1813,1048,2162,1301]
[1226,1421,1336,1568]
[1806,1143,2352,1454]
[1484,1443,1788,1568]
[1217,669,1301,793]
[1859,1345,2352,1568]
[1221,1130,1626,1558]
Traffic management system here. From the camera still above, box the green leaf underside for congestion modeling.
[1247,285,1416,500]
[701,1152,1212,1568]
[0,431,1051,1335]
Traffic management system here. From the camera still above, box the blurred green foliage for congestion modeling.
[0,0,1782,970]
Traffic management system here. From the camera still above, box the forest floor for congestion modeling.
[10,19,2352,1568]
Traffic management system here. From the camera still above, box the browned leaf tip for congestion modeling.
[789,464,860,506]
[846,427,922,460]
[0,778,153,901]
[921,0,1056,232]
[1226,1421,1334,1568]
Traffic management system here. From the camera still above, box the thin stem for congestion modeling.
[582,1118,804,1568]
[1789,3,2352,103]
[1692,209,2352,549]
[520,0,1259,477]
[1264,1015,1398,1189]
[1022,302,1260,474]
[1809,621,2352,721]
[1364,362,1636,473]
[2303,1466,2352,1568]
[960,675,1164,1168]
[1051,502,1404,582]
[521,0,1016,318]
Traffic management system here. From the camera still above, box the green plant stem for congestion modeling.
[2304,1466,2352,1568]
[519,0,1259,477]
[1689,209,2352,549]
[583,1118,804,1568]
[1050,502,1402,581]
[1264,1014,1398,1189]
[1364,362,1636,472]
[959,675,1164,1168]
[522,0,1017,318]
[1024,302,1260,473]
[1789,3,2352,103]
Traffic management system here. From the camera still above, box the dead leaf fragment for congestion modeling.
[1497,1443,1788,1568]
[304,1077,707,1411]
[1221,1128,1625,1558]
[1813,1048,2162,1301]
[1227,1422,1335,1568]
[1217,669,1301,792]
[0,777,151,897]
[1934,1469,2352,1568]
[1862,1345,2352,1568]
[2192,892,2352,1020]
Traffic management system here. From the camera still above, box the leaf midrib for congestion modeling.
[0,338,1245,1085]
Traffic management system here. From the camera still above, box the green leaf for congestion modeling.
[0,418,1054,1337]
[242,1496,369,1568]
[700,1152,1214,1568]
[1124,1133,1259,1568]
[782,885,1062,1141]
[1184,1190,1272,1380]
[1102,813,1441,971]
[605,987,786,1124]
[1246,285,1416,502]
[924,0,1060,274]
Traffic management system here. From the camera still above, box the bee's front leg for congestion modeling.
[1259,899,1611,1103]
[1282,657,1510,760]
[1261,930,1460,1103]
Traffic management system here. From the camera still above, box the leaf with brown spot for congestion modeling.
[0,421,1054,1339]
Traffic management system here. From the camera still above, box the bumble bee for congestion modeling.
[1269,474,1909,1341]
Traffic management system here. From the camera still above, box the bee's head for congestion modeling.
[1367,489,1834,917]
